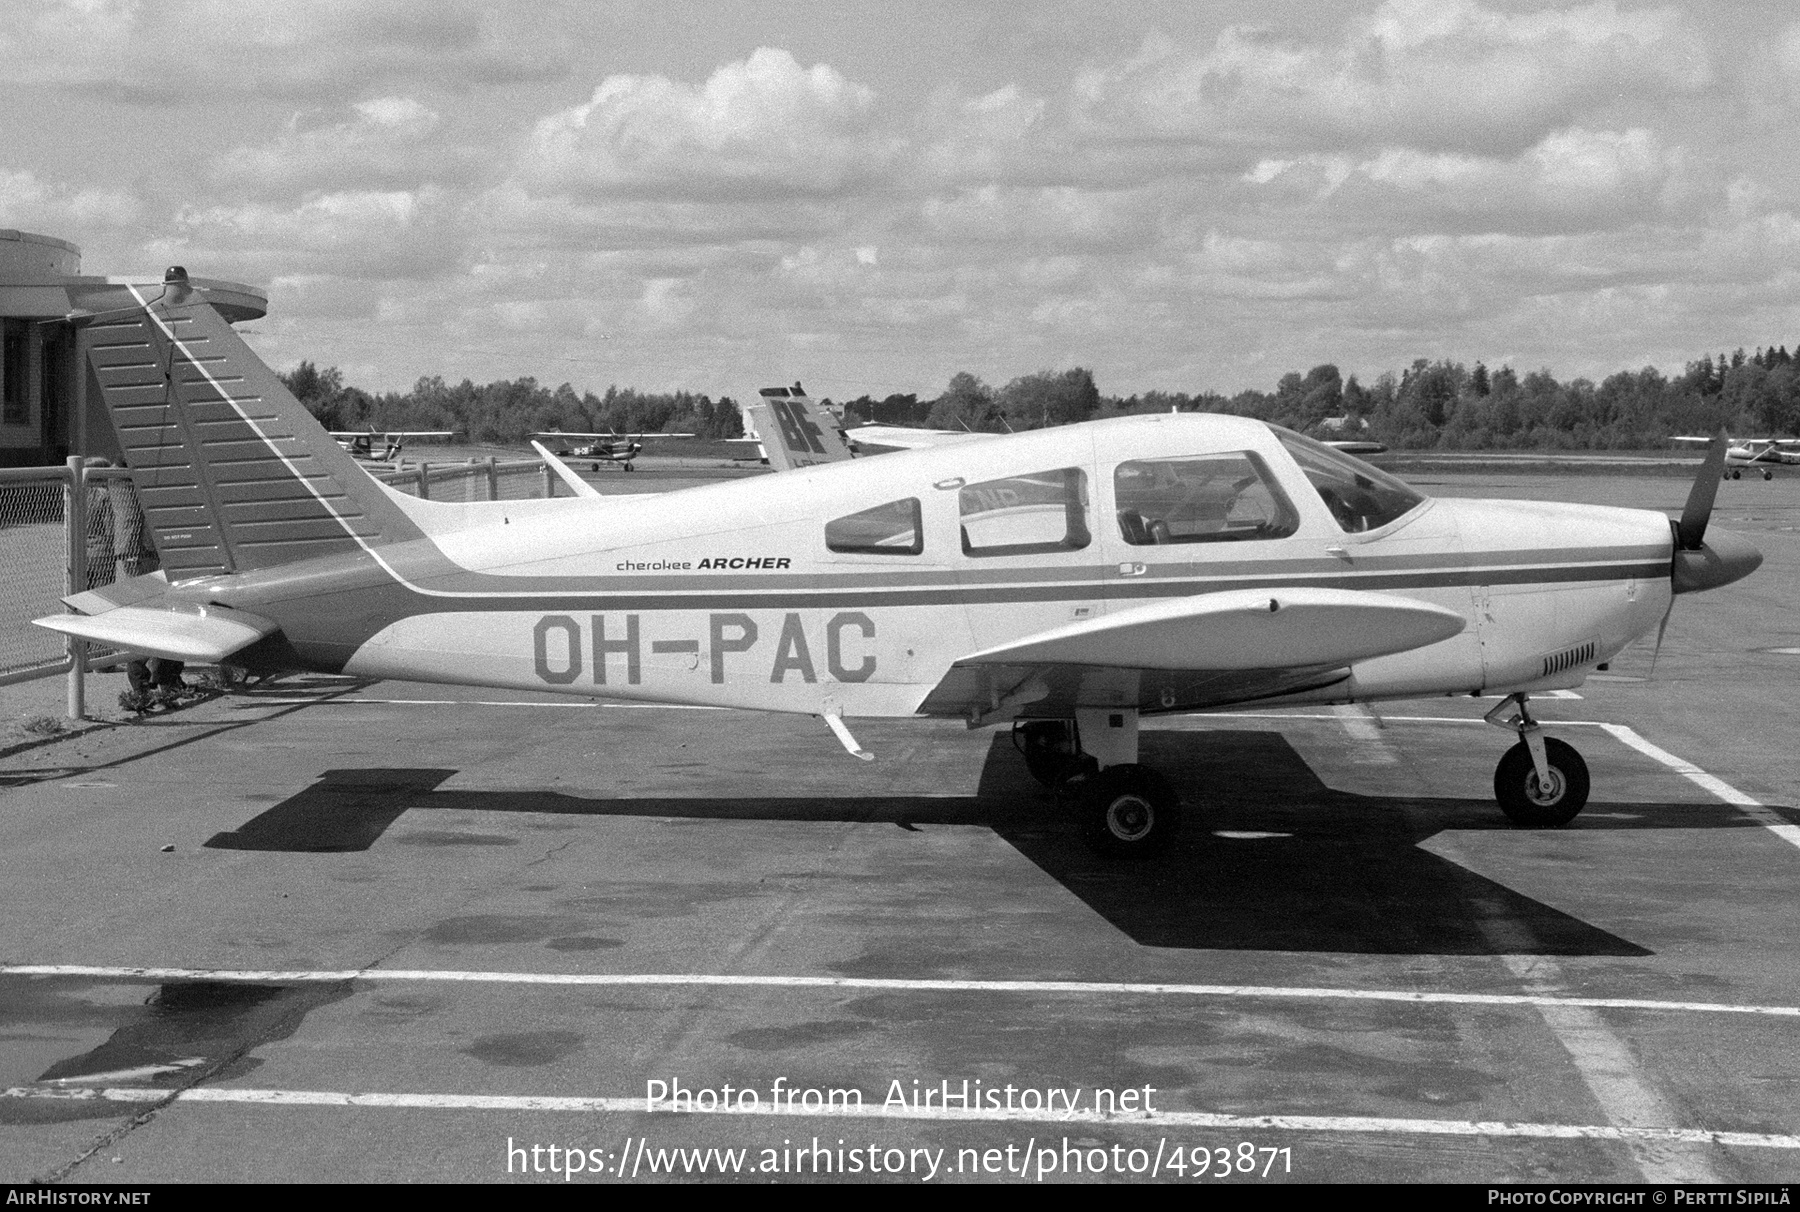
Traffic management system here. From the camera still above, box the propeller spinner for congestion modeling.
[1670,433,1762,595]
[1650,433,1764,676]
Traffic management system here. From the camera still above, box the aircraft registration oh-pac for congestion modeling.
[1672,434,1800,480]
[39,270,1764,856]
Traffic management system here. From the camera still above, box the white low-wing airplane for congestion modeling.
[1672,434,1800,480]
[40,276,1762,856]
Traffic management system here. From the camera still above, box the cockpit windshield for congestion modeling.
[1272,427,1427,533]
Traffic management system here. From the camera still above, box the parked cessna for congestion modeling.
[1672,434,1800,480]
[40,273,1763,857]
[528,429,696,472]
[330,427,456,465]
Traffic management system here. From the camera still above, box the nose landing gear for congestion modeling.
[1485,693,1590,826]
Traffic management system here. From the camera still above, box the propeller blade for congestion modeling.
[1648,598,1675,680]
[1676,432,1729,550]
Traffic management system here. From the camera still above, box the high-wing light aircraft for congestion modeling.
[39,271,1763,857]
[1672,434,1800,480]
[330,427,456,465]
[527,429,697,472]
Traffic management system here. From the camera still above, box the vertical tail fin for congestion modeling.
[85,279,422,580]
[745,385,853,472]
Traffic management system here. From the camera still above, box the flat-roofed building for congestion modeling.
[0,229,267,466]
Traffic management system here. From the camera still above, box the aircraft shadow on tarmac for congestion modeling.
[201,729,1780,957]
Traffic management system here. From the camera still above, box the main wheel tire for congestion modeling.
[1494,737,1590,827]
[1016,720,1082,788]
[1078,765,1180,858]
[1731,469,1742,480]
[1764,470,1774,480]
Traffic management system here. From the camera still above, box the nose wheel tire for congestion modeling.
[1494,737,1590,827]
[1077,765,1180,858]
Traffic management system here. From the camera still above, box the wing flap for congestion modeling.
[34,604,280,664]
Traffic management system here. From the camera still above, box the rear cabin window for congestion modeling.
[959,468,1091,557]
[825,498,923,555]
[1114,452,1299,545]
[1273,428,1425,533]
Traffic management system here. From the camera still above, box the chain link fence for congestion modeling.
[374,458,560,501]
[0,467,72,681]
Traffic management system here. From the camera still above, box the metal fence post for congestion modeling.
[63,455,86,719]
[417,462,430,500]
[486,456,498,501]
[543,462,555,498]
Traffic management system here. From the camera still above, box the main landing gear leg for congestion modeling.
[1484,692,1590,827]
[1013,709,1182,858]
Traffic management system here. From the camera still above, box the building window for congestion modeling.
[1,320,28,426]
[959,467,1090,556]
[826,498,923,555]
[1114,452,1299,545]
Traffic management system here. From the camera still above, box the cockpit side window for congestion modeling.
[959,467,1090,556]
[1273,428,1426,533]
[825,497,924,555]
[1113,452,1298,546]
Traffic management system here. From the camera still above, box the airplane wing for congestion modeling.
[35,602,279,664]
[527,432,695,440]
[845,425,991,452]
[329,431,456,438]
[530,441,603,499]
[915,587,1467,723]
[1324,439,1387,455]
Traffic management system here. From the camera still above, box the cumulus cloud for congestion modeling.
[0,0,569,102]
[518,48,897,201]
[159,187,465,281]
[209,97,487,198]
[1240,127,1700,236]
[1074,0,1710,158]
[0,169,141,231]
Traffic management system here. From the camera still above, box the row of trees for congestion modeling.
[837,346,1800,448]
[281,342,1800,453]
[277,363,746,443]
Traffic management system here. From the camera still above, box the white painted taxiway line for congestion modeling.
[4,965,1797,1019]
[1193,713,1799,851]
[1596,723,1800,851]
[5,1085,1798,1150]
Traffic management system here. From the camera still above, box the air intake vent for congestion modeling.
[1542,640,1598,678]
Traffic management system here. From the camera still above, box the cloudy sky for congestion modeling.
[4,0,1798,400]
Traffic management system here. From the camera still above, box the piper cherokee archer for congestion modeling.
[40,271,1763,857]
